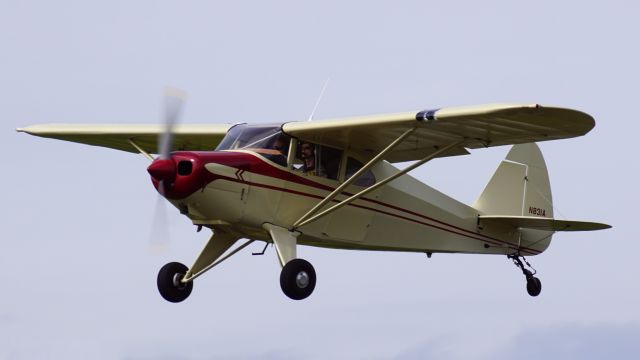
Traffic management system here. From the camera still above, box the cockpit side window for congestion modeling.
[345,157,376,186]
[319,146,342,180]
[294,141,342,180]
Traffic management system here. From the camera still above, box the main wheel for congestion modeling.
[157,262,193,303]
[526,276,542,297]
[280,258,316,300]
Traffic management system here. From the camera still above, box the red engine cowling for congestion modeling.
[147,152,214,200]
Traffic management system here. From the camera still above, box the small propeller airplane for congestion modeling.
[18,99,610,302]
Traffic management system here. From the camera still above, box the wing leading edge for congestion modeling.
[16,123,232,154]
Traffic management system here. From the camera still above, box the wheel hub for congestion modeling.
[295,271,309,288]
[172,273,187,289]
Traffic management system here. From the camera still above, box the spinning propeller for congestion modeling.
[147,88,187,253]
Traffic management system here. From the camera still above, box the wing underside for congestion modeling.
[282,103,595,162]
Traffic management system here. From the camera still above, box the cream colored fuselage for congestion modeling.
[174,151,548,256]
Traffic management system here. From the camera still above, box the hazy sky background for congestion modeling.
[1,1,638,359]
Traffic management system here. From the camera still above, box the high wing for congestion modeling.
[282,103,595,162]
[16,124,232,155]
[18,104,595,161]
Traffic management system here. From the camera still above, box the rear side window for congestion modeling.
[345,158,376,186]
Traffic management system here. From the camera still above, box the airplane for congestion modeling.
[17,101,611,302]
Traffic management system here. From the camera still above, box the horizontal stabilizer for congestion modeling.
[479,216,611,232]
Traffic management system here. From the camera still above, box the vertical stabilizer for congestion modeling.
[473,143,553,219]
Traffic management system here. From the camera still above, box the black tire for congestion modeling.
[280,258,316,300]
[157,262,193,303]
[526,276,542,297]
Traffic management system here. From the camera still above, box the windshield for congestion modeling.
[216,124,283,151]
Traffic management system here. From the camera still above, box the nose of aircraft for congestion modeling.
[147,152,216,200]
[147,158,176,183]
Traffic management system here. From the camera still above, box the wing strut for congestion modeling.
[127,138,155,162]
[292,127,418,228]
[293,139,465,230]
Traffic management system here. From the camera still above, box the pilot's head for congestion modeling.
[273,135,289,154]
[301,142,315,159]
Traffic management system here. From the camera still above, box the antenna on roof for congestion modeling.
[308,77,330,121]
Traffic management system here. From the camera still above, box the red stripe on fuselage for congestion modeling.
[217,173,520,249]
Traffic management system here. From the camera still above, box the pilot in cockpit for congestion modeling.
[264,134,289,167]
[300,142,324,176]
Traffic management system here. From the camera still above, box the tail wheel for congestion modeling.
[280,258,316,300]
[157,262,193,303]
[526,276,542,297]
[509,254,542,297]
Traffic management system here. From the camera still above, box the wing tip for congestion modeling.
[16,125,50,135]
[594,223,612,230]
[16,127,33,134]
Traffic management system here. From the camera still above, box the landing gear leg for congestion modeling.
[157,229,245,303]
[263,223,317,300]
[508,254,542,297]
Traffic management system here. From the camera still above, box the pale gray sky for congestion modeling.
[1,1,638,359]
